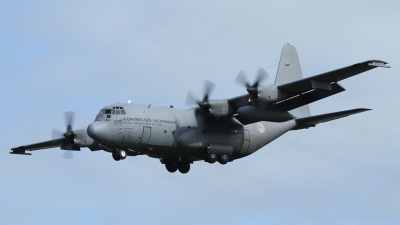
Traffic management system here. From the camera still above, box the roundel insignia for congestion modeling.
[256,122,265,133]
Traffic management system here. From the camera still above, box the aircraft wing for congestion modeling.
[228,94,252,111]
[292,108,371,130]
[274,60,389,111]
[10,138,81,155]
[10,139,64,155]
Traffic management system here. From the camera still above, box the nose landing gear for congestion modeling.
[112,148,127,161]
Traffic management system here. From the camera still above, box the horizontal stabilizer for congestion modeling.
[293,108,371,130]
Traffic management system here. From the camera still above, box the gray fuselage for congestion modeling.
[87,103,296,163]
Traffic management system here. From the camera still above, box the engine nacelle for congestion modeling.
[237,106,294,122]
[73,131,95,147]
[206,100,235,117]
[256,85,288,102]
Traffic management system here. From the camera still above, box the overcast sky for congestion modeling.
[1,1,399,224]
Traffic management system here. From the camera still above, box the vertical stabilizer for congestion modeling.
[275,44,303,85]
[275,44,311,118]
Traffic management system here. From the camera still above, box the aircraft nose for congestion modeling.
[87,121,110,143]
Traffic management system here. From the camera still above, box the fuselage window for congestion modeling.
[105,109,111,114]
[120,107,124,109]
[116,107,120,109]
[121,110,126,114]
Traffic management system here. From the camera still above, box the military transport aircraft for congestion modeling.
[10,44,390,174]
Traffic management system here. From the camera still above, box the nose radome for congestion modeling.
[87,121,110,142]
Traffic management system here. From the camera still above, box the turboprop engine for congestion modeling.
[203,99,236,117]
[186,80,235,117]
[254,85,288,103]
[234,68,288,105]
[237,106,294,122]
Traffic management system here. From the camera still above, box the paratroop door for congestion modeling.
[140,127,151,144]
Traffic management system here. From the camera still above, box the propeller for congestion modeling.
[51,111,76,159]
[235,67,269,99]
[63,111,75,144]
[185,80,216,113]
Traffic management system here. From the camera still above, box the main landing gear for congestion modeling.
[112,148,127,161]
[204,152,229,165]
[163,159,190,174]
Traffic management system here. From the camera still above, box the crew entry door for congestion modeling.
[140,127,152,144]
[111,108,124,145]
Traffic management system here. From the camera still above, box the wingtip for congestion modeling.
[11,146,25,151]
[353,108,372,113]
[10,146,31,155]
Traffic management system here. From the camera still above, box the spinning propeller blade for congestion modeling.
[235,67,269,99]
[185,91,200,106]
[51,111,77,159]
[185,80,216,113]
[63,150,74,159]
[203,80,215,102]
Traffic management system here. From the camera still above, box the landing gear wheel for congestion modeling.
[112,151,120,161]
[218,154,229,165]
[165,162,177,173]
[118,149,127,160]
[205,153,217,164]
[177,164,190,174]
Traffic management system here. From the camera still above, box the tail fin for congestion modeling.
[275,44,311,118]
[275,44,303,85]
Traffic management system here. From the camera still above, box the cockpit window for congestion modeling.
[103,107,125,115]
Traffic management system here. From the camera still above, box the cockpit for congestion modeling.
[96,106,127,121]
[98,106,126,116]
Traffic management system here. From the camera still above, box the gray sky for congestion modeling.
[1,1,399,224]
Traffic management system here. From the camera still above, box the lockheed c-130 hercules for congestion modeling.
[10,44,390,174]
